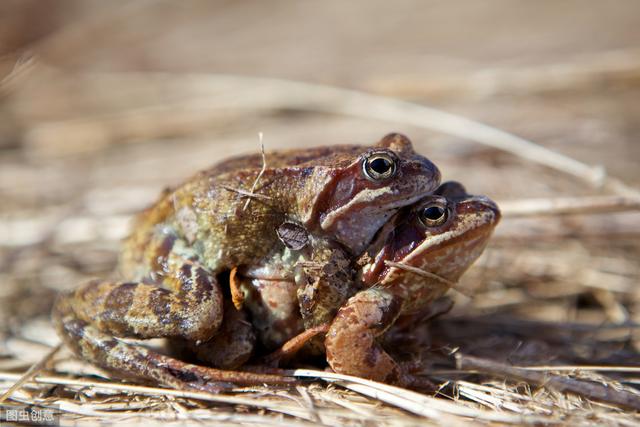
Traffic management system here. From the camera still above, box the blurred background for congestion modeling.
[1,0,639,369]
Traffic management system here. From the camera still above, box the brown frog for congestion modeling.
[325,182,500,385]
[52,133,441,391]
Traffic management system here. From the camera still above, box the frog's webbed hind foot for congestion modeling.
[53,296,296,391]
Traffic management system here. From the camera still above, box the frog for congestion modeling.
[324,181,501,385]
[52,133,441,391]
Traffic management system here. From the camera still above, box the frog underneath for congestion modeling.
[326,182,501,385]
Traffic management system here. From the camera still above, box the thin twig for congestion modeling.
[0,372,299,414]
[296,386,321,424]
[494,212,640,240]
[243,132,267,211]
[516,365,640,373]
[384,260,457,287]
[291,369,549,424]
[435,364,640,378]
[457,354,640,411]
[0,343,62,405]
[220,185,272,201]
[0,52,36,96]
[499,195,640,217]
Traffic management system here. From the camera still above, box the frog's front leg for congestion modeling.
[325,288,406,384]
[296,245,355,330]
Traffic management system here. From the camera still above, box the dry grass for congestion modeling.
[2,2,640,425]
[2,71,639,424]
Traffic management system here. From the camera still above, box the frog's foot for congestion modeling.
[263,323,330,367]
[53,296,297,391]
[178,304,256,369]
[325,288,408,385]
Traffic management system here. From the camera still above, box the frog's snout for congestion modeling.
[467,196,502,227]
[480,197,501,225]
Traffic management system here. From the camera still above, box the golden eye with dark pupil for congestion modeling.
[363,153,397,181]
[419,205,447,226]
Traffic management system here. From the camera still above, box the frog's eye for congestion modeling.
[363,152,397,181]
[419,203,448,227]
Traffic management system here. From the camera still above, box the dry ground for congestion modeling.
[1,1,640,425]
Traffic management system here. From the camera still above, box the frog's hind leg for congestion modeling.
[53,295,296,391]
[51,227,260,388]
[61,259,224,343]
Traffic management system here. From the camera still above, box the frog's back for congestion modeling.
[119,134,439,280]
[120,167,292,280]
[205,144,366,176]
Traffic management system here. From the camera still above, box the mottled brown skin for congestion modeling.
[236,235,355,351]
[325,183,501,385]
[52,133,441,390]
